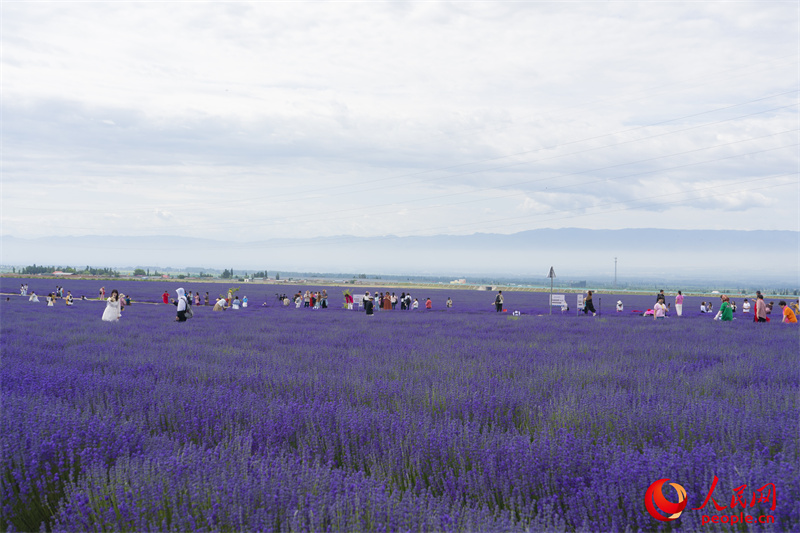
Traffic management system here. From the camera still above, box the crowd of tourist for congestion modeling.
[11,282,799,324]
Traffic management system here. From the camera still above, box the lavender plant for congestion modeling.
[1,279,797,531]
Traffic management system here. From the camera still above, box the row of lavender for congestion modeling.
[2,288,798,531]
[3,278,779,319]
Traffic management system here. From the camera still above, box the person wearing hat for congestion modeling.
[616,300,623,312]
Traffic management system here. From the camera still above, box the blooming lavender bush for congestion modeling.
[2,279,797,531]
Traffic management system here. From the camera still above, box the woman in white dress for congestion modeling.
[28,292,39,303]
[102,290,122,322]
[47,293,55,307]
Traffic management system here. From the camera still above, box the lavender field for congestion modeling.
[2,279,798,532]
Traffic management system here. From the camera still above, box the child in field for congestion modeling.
[425,298,432,309]
[700,302,707,313]
[742,298,751,313]
[446,297,453,308]
[242,296,248,308]
[616,300,623,312]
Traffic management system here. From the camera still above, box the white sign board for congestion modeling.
[353,295,365,309]
[550,294,565,306]
[577,295,585,310]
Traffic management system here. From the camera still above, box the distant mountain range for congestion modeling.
[2,229,798,282]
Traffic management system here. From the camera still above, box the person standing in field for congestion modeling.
[364,292,374,316]
[174,288,188,322]
[391,293,397,309]
[495,291,504,312]
[446,297,453,308]
[162,291,169,304]
[102,290,121,322]
[742,298,751,314]
[616,300,623,312]
[755,294,767,323]
[582,290,596,316]
[675,291,684,316]
[194,292,201,306]
[779,301,797,323]
[242,295,248,308]
[425,298,432,310]
[66,291,74,306]
[321,290,328,309]
[384,292,392,311]
[99,287,105,300]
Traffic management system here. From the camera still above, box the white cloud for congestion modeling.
[1,1,797,242]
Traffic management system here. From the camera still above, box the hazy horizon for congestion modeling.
[3,228,797,285]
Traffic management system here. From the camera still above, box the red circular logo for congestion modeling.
[645,478,688,521]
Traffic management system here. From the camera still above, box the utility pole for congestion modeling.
[614,257,617,291]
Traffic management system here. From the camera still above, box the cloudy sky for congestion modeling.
[2,1,798,242]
